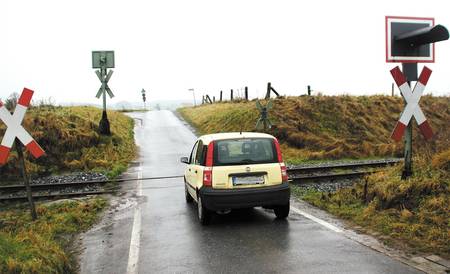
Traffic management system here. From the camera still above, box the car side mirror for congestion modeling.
[180,157,189,164]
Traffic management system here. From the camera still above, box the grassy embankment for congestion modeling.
[178,95,450,258]
[0,105,137,181]
[0,198,107,273]
[0,105,137,272]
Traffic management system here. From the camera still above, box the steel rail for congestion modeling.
[0,180,112,192]
[0,175,185,193]
[287,159,401,173]
[0,190,114,202]
[289,170,374,182]
[0,159,400,197]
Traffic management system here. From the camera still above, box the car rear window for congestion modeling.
[213,138,277,166]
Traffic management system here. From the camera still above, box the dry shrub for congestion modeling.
[432,149,450,171]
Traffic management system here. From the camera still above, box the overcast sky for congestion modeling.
[2,0,449,105]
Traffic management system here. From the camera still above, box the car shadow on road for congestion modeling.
[186,202,289,228]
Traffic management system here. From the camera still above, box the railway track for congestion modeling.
[0,175,185,202]
[0,180,115,202]
[0,191,114,202]
[288,158,401,183]
[0,159,401,202]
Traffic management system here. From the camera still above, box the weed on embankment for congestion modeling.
[178,95,449,163]
[0,198,107,273]
[0,105,137,181]
[292,154,449,258]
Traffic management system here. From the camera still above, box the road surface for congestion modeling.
[80,110,421,274]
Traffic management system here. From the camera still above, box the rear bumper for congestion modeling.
[199,182,290,211]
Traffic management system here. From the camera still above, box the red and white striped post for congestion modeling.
[0,88,45,220]
[390,66,434,141]
[390,65,434,179]
[0,88,45,164]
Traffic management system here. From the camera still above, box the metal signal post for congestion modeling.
[189,88,196,107]
[92,51,115,135]
[386,16,448,179]
[256,99,274,131]
[0,88,45,220]
[141,89,147,109]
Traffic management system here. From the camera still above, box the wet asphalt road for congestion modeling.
[80,110,421,274]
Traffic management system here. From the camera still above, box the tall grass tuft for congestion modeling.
[178,95,450,163]
[0,105,136,181]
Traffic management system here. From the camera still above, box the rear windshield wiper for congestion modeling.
[240,159,257,164]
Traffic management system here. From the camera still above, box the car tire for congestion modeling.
[274,202,290,219]
[197,195,211,225]
[185,183,193,203]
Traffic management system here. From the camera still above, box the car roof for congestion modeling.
[198,132,276,145]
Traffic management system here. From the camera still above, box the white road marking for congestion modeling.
[290,206,343,233]
[126,165,143,274]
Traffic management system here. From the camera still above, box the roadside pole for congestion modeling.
[92,51,115,135]
[141,89,147,110]
[0,88,45,220]
[385,16,448,179]
[401,63,417,179]
[99,66,111,135]
[189,88,196,107]
[16,142,37,220]
[256,99,273,132]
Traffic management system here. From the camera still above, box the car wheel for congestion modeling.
[185,184,193,203]
[274,202,290,219]
[197,196,211,225]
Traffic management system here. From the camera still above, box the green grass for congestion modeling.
[0,105,137,181]
[178,96,450,163]
[291,155,450,258]
[0,198,107,273]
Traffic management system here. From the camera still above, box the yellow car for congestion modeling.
[180,132,290,225]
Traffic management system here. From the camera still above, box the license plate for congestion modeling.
[232,175,264,186]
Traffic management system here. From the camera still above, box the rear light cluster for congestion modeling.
[203,167,213,187]
[203,142,214,187]
[274,138,288,182]
[280,163,288,182]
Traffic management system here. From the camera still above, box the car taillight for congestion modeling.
[273,138,283,163]
[280,163,288,182]
[203,142,214,187]
[274,138,288,182]
[203,167,212,187]
[206,142,214,167]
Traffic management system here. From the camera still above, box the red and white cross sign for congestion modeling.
[390,66,434,142]
[0,88,45,165]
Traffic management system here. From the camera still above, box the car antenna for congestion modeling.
[240,125,243,135]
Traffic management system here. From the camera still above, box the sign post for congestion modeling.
[141,89,147,109]
[188,88,196,107]
[256,99,273,131]
[386,16,448,179]
[92,51,115,135]
[0,88,45,220]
